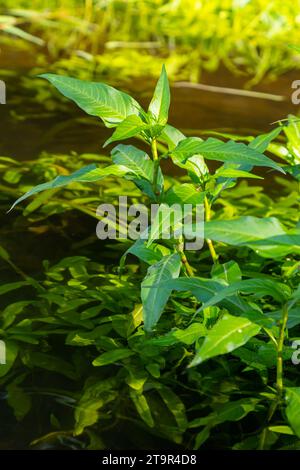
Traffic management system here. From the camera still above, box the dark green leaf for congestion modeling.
[141,253,181,331]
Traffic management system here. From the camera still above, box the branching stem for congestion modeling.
[259,303,289,450]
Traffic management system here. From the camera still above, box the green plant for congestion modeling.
[3,1,300,85]
[2,66,300,450]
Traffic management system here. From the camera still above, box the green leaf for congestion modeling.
[111,144,164,197]
[171,137,284,173]
[0,281,29,296]
[160,124,186,149]
[211,261,241,283]
[160,125,208,179]
[204,216,300,258]
[147,204,183,247]
[286,164,300,181]
[153,277,257,318]
[163,184,205,205]
[111,145,153,181]
[130,390,154,427]
[125,364,148,391]
[92,348,135,366]
[283,115,300,163]
[268,425,295,436]
[9,164,126,211]
[285,387,300,437]
[0,245,10,261]
[141,253,181,331]
[214,168,263,179]
[153,383,188,432]
[189,314,261,367]
[39,74,143,127]
[74,378,117,435]
[127,304,144,337]
[0,340,18,377]
[104,114,149,146]
[271,307,300,329]
[199,278,290,312]
[144,322,206,347]
[148,64,170,125]
[21,351,77,379]
[249,127,282,152]
[120,238,165,271]
[2,300,33,329]
[190,398,259,429]
[6,383,31,420]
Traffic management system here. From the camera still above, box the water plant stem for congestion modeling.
[151,138,160,196]
[177,236,193,277]
[259,303,289,450]
[204,196,218,263]
[276,303,289,397]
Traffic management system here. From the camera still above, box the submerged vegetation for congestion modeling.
[0,67,299,450]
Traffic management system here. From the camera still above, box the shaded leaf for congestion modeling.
[141,253,181,331]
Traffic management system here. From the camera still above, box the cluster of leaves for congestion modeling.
[0,66,300,450]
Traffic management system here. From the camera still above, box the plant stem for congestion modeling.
[258,399,279,450]
[276,303,289,397]
[177,236,193,277]
[151,139,160,197]
[204,196,218,263]
[259,303,289,450]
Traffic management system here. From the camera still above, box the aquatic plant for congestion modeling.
[1,67,299,450]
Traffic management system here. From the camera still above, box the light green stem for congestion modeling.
[151,139,160,197]
[276,303,289,397]
[177,236,193,277]
[259,303,289,450]
[204,196,218,263]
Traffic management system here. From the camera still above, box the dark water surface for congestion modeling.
[1,43,300,160]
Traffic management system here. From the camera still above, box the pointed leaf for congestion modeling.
[286,388,300,437]
[204,217,300,258]
[111,144,153,181]
[92,349,135,366]
[130,390,154,427]
[9,164,127,211]
[39,74,143,127]
[189,314,261,367]
[148,65,170,125]
[249,126,282,152]
[104,114,149,146]
[141,253,181,331]
[172,137,284,173]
